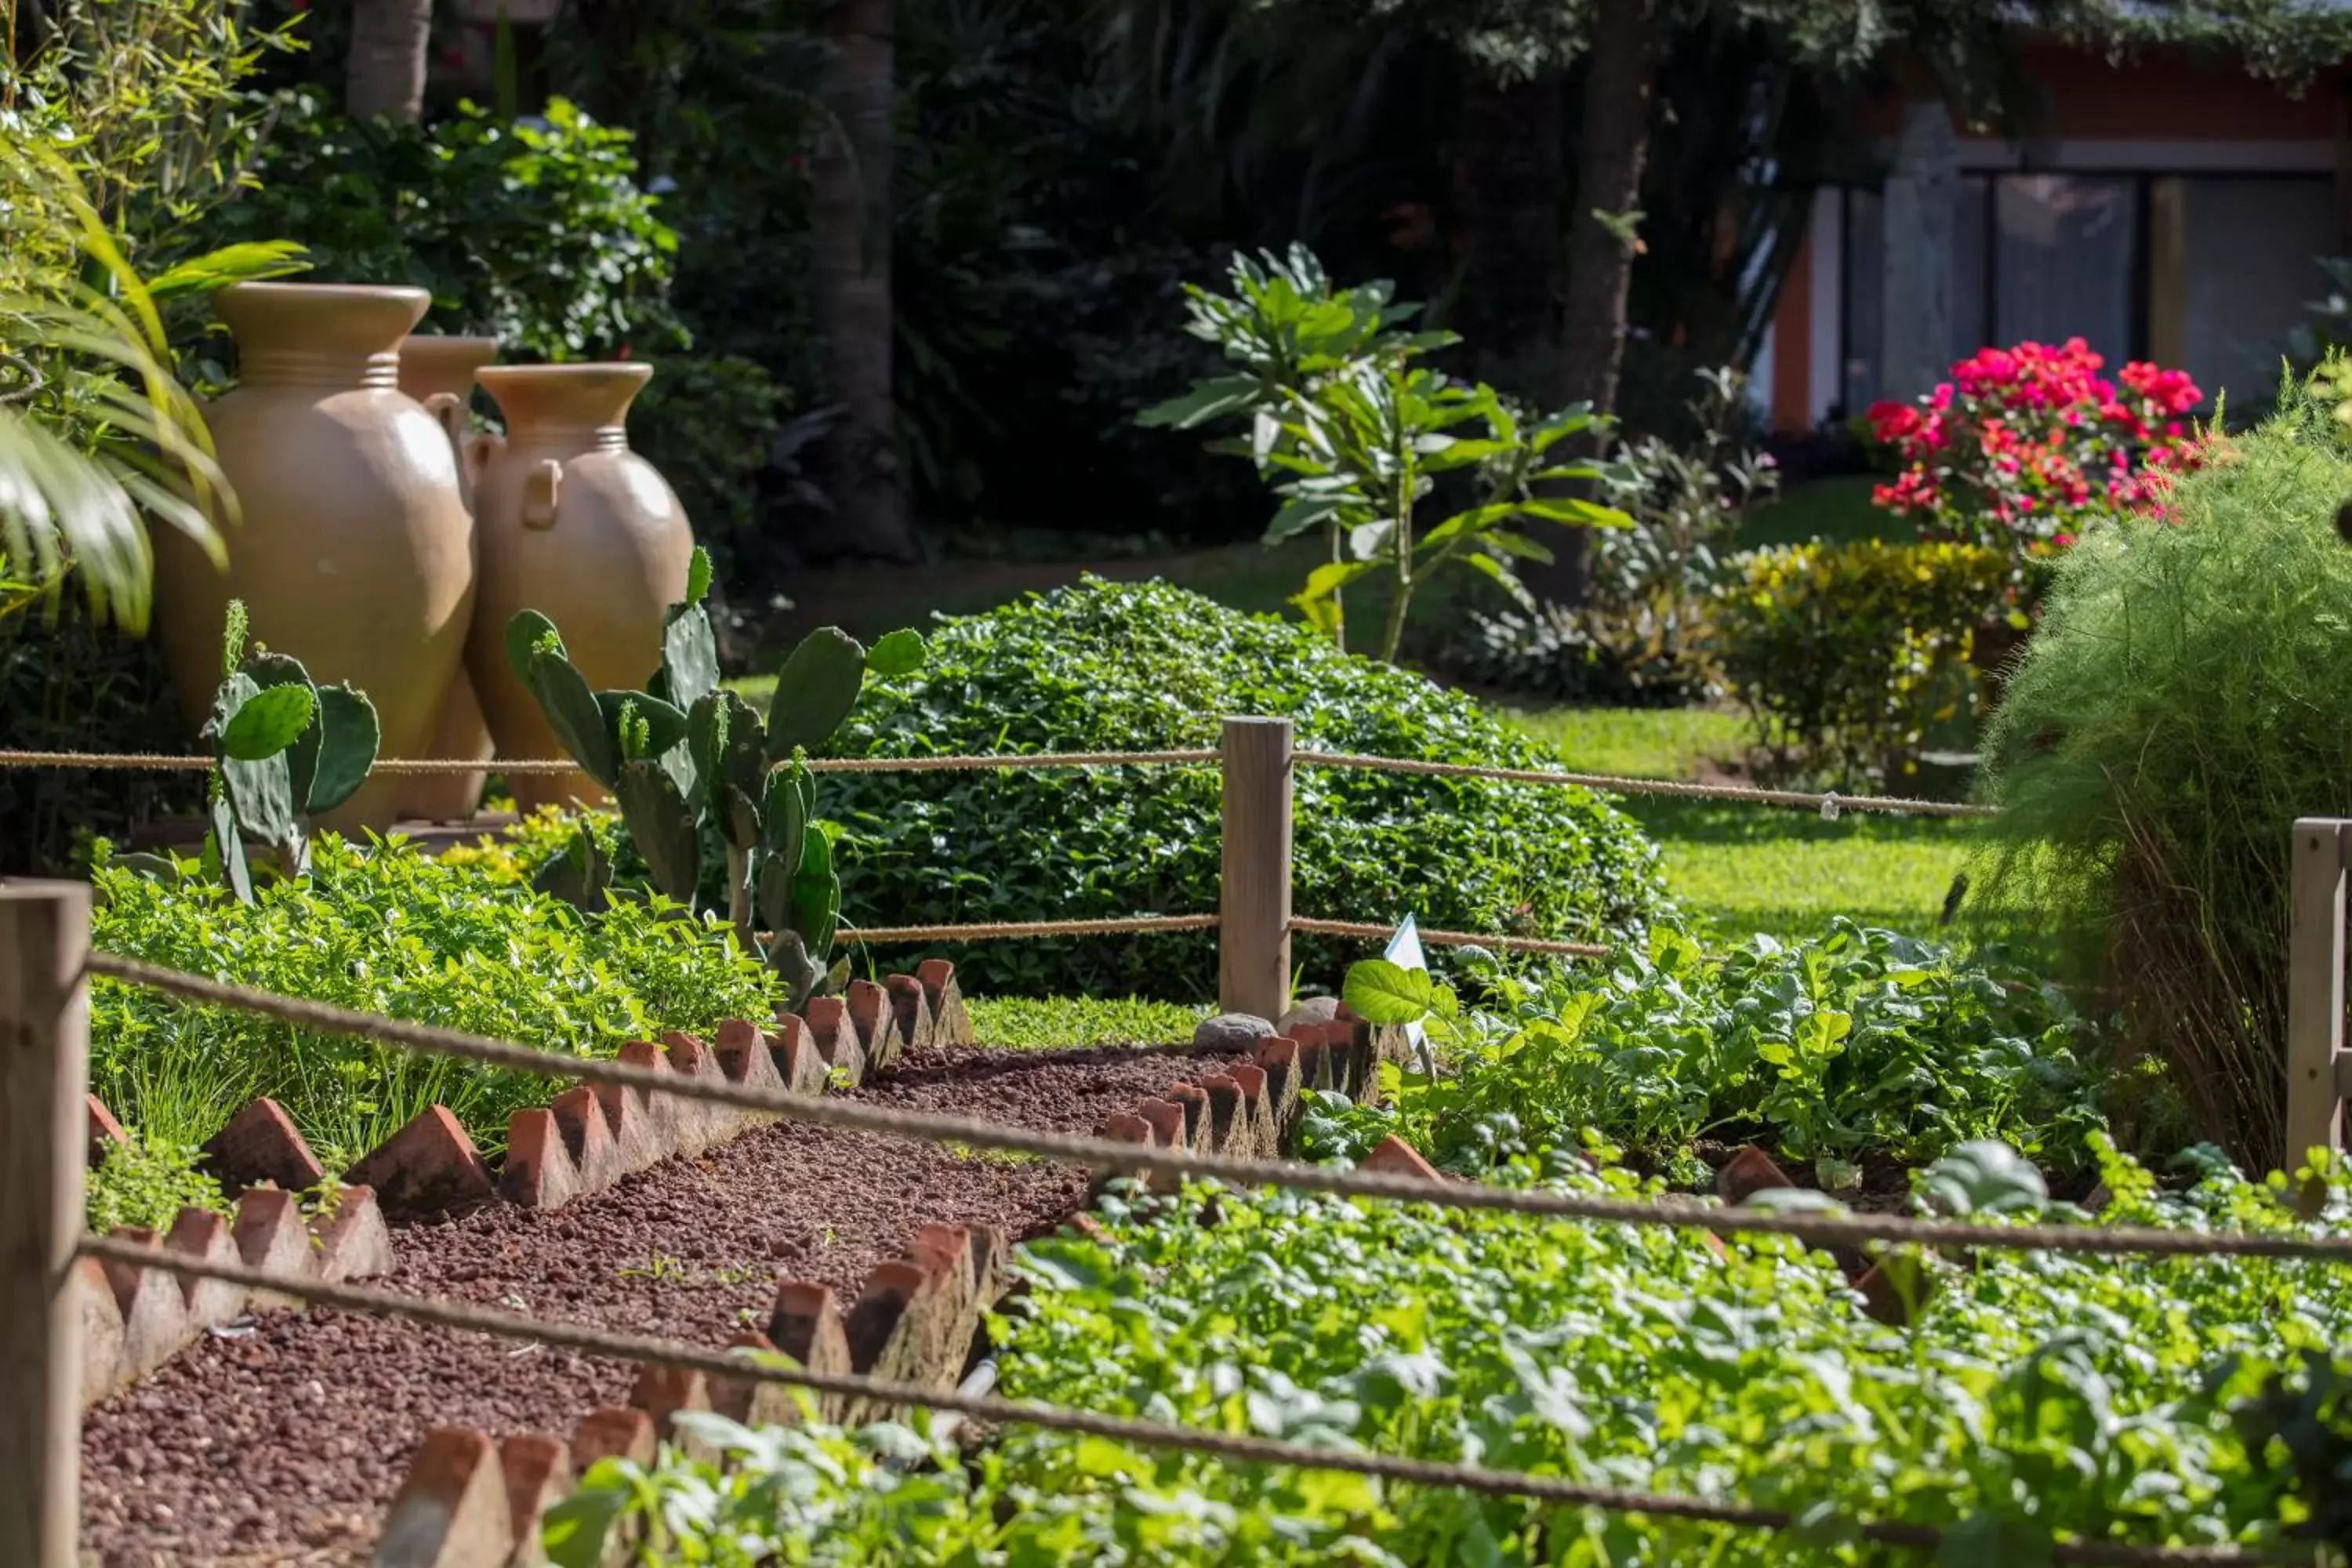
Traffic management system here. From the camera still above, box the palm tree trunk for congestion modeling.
[811,0,917,563]
[345,0,434,124]
[1526,0,1661,608]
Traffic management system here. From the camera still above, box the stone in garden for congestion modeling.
[347,1105,496,1216]
[916,960,975,1047]
[496,1433,572,1568]
[76,1258,125,1410]
[203,1096,328,1194]
[844,978,905,1072]
[164,1206,248,1329]
[312,1185,395,1283]
[85,1093,128,1165]
[499,1109,584,1211]
[1715,1145,1794,1205]
[231,1187,315,1311]
[374,1425,514,1568]
[1193,1012,1275,1051]
[1362,1135,1445,1184]
[568,1408,656,1470]
[549,1085,624,1194]
[1276,996,1340,1034]
[885,973,938,1052]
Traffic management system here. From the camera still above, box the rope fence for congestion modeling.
[67,1232,2294,1568]
[76,951,2352,1265]
[0,742,1991,816]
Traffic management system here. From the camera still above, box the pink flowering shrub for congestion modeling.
[1867,338,2204,559]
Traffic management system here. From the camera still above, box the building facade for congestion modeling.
[1760,45,2351,431]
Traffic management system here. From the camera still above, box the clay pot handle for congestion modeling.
[522,458,562,530]
[420,392,477,510]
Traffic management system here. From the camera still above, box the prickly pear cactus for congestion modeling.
[505,549,924,1008]
[196,600,382,901]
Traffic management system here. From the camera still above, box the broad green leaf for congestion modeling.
[1263,493,1343,543]
[1343,958,1433,1025]
[1137,376,1265,429]
[144,241,309,299]
[1460,550,1536,612]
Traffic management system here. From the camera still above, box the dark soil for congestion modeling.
[80,1043,1225,1568]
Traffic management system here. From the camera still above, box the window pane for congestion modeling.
[1951,176,1991,365]
[1842,187,1883,414]
[2177,177,2334,408]
[1994,175,2136,367]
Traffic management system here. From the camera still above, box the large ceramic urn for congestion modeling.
[467,363,693,813]
[394,335,501,822]
[153,284,475,833]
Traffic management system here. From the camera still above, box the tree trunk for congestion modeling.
[345,0,434,124]
[810,0,917,563]
[1526,0,1661,608]
[1451,70,1566,407]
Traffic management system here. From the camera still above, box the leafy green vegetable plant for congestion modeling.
[1141,245,1628,660]
[561,1140,2352,1564]
[1334,920,2106,1182]
[507,548,922,1007]
[89,837,776,1167]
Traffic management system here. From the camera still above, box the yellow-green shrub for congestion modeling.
[1714,540,2011,786]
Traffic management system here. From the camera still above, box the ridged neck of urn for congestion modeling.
[397,335,501,403]
[476,363,651,454]
[216,283,429,391]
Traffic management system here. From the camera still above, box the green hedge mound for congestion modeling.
[828,577,1668,998]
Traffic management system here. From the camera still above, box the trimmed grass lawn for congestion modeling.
[967,995,1205,1048]
[1494,703,1979,946]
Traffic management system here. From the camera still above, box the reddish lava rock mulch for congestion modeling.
[80,1043,1226,1568]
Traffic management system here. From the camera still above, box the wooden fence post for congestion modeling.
[0,880,92,1568]
[1219,717,1294,1022]
[2285,819,2349,1174]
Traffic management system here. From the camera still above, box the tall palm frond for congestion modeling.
[0,140,299,630]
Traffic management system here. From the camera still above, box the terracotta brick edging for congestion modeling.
[377,1221,1009,1567]
[88,964,979,1416]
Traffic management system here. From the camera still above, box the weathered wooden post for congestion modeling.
[0,880,92,1568]
[1219,717,1294,1022]
[2285,818,2350,1174]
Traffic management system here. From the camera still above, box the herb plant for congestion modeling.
[85,1127,230,1236]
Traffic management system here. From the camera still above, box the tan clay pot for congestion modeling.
[394,335,501,822]
[466,363,693,812]
[153,284,474,833]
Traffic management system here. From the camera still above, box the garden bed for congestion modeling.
[78,1039,1234,1567]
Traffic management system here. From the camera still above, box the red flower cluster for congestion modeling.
[1865,338,2205,558]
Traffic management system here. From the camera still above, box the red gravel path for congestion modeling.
[80,1043,1223,1568]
